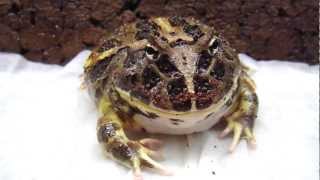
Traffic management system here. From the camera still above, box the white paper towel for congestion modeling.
[0,51,318,180]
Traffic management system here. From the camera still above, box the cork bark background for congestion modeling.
[0,0,318,65]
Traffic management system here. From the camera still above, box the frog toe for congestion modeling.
[220,118,256,153]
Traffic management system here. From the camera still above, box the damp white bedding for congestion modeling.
[0,51,318,180]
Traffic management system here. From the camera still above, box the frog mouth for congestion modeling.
[114,86,238,120]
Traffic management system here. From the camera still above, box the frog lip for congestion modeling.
[114,86,235,121]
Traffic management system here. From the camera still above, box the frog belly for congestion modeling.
[132,104,231,135]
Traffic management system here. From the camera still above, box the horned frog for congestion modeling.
[83,16,258,179]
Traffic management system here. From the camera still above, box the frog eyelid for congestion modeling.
[208,37,220,55]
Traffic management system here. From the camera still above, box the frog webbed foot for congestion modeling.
[219,75,258,152]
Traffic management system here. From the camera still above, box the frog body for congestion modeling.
[84,16,258,178]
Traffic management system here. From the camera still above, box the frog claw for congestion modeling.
[133,173,143,180]
[220,117,257,153]
[227,121,243,153]
[140,154,173,176]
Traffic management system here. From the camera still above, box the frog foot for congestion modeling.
[219,75,258,152]
[133,139,172,179]
[219,117,256,152]
[103,138,172,180]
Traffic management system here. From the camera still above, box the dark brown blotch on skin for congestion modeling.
[110,141,135,161]
[210,60,225,80]
[89,55,113,82]
[170,118,184,122]
[117,73,140,91]
[124,50,145,68]
[151,83,172,110]
[173,99,192,111]
[167,77,187,96]
[130,86,150,104]
[135,20,160,40]
[172,122,179,125]
[194,75,214,93]
[97,122,119,143]
[183,23,204,41]
[147,112,159,119]
[155,54,179,74]
[142,66,161,89]
[193,75,216,109]
[196,97,213,109]
[129,105,157,119]
[168,16,186,27]
[170,118,184,125]
[167,77,192,111]
[205,112,215,119]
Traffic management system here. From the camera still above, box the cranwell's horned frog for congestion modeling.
[83,16,258,179]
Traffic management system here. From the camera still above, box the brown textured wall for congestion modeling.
[0,0,318,65]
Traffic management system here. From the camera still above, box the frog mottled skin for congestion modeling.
[84,16,258,178]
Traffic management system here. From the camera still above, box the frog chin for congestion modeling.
[132,104,231,135]
[134,107,225,135]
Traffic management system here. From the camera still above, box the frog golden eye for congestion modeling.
[145,45,159,60]
[208,37,220,55]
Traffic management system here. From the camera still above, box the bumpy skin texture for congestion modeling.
[84,16,258,178]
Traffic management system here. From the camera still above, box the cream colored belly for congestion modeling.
[132,103,232,135]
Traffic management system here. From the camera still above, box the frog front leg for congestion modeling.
[97,96,172,179]
[220,73,259,152]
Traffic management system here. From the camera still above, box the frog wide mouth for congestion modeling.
[115,86,238,120]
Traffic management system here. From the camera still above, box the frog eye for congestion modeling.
[208,37,220,55]
[145,45,159,60]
